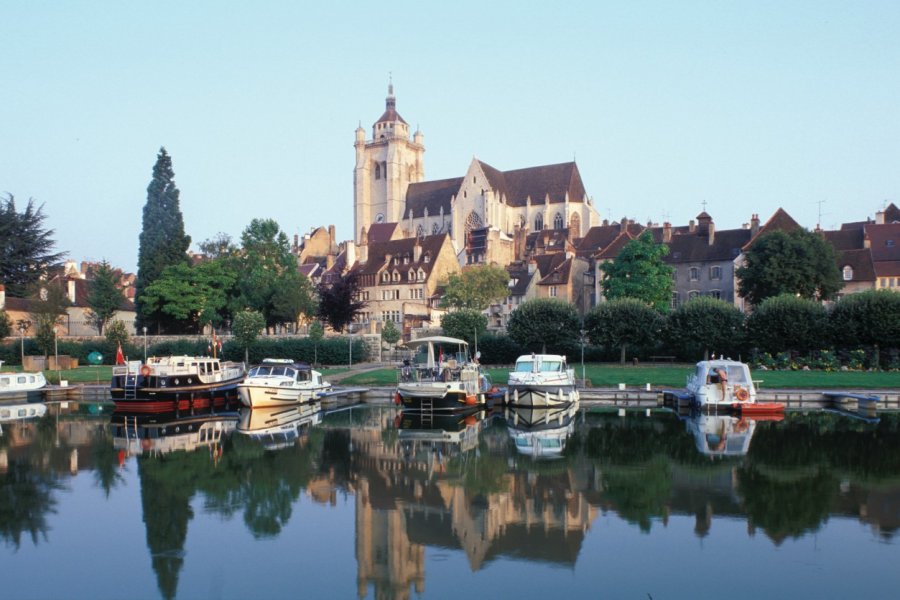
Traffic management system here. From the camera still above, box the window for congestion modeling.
[535,213,544,230]
[709,290,721,300]
[689,290,700,300]
[671,291,680,310]
[392,271,400,282]
[689,267,700,281]
[887,240,895,247]
[569,213,581,237]
[417,269,425,281]
[374,162,381,180]
[432,222,439,235]
[549,286,558,297]
[709,266,722,280]
[423,253,431,263]
[465,210,483,233]
[416,224,424,238]
[381,272,390,283]
[553,213,564,230]
[408,269,415,281]
[843,265,853,281]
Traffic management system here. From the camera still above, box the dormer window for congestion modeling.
[843,265,853,281]
[408,269,415,281]
[381,272,390,283]
[392,271,400,282]
[403,255,410,265]
[417,269,425,281]
[423,253,431,264]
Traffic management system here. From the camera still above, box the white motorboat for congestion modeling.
[237,359,331,408]
[506,354,579,407]
[396,336,488,412]
[0,361,47,398]
[686,359,757,408]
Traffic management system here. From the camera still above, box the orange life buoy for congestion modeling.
[140,365,151,377]
[735,387,750,402]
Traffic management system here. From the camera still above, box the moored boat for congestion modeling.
[0,361,47,399]
[395,336,488,412]
[110,355,245,413]
[506,354,578,407]
[686,359,758,408]
[237,359,331,408]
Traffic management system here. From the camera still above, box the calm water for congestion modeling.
[1,400,898,600]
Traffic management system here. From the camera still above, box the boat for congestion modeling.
[505,353,579,407]
[110,355,245,413]
[237,359,331,408]
[505,402,579,459]
[395,336,489,412]
[110,411,238,457]
[235,404,323,451]
[397,409,487,466]
[686,359,758,408]
[0,360,47,399]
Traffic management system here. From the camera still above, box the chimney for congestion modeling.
[328,224,336,244]
[662,222,672,243]
[876,210,886,225]
[708,220,715,246]
[413,238,422,262]
[750,214,760,236]
[293,234,299,252]
[689,219,696,233]
[326,254,335,270]
[67,279,76,304]
[0,284,5,310]
[527,259,536,275]
[346,240,357,267]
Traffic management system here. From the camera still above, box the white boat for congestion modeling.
[235,404,323,450]
[505,401,579,459]
[506,354,579,407]
[686,359,757,408]
[396,336,488,412]
[237,359,331,408]
[0,361,48,398]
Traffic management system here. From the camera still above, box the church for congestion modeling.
[353,85,602,266]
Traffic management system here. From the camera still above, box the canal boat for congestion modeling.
[395,336,488,412]
[235,404,323,450]
[506,353,579,407]
[686,359,758,408]
[237,359,331,408]
[110,355,245,413]
[0,361,47,399]
[505,402,578,459]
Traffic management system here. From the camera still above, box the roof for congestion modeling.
[506,263,534,296]
[743,208,802,250]
[665,228,751,263]
[366,222,400,244]
[837,248,876,281]
[403,335,468,347]
[404,177,464,219]
[823,228,865,251]
[576,222,645,257]
[874,261,900,277]
[374,86,407,125]
[357,233,450,285]
[865,223,900,262]
[533,253,572,285]
[596,231,638,260]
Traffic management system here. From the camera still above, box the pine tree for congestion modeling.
[0,194,66,297]
[135,148,191,333]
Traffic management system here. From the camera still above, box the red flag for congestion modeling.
[115,344,125,366]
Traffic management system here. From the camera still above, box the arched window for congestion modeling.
[432,222,439,235]
[843,265,853,281]
[689,267,700,281]
[416,224,425,238]
[569,213,581,237]
[553,212,564,230]
[534,213,544,230]
[465,210,483,234]
[374,162,381,180]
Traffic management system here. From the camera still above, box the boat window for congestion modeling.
[270,367,287,377]
[540,439,561,448]
[17,376,27,384]
[515,360,533,372]
[298,370,310,381]
[727,366,747,383]
[251,366,273,377]
[539,361,562,372]
[515,437,529,447]
[0,378,8,387]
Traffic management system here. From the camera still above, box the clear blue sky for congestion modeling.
[3,1,898,273]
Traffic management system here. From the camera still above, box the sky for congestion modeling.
[2,1,899,273]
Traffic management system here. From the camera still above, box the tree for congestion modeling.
[239,219,298,331]
[585,298,663,364]
[135,148,191,334]
[308,321,324,366]
[28,284,70,357]
[381,319,401,354]
[0,310,11,340]
[664,296,746,361]
[440,309,487,347]
[232,310,266,364]
[86,260,125,335]
[737,229,842,305]
[105,320,130,348]
[507,298,580,354]
[198,233,239,260]
[270,271,317,332]
[140,261,237,333]
[317,272,367,333]
[0,194,66,297]
[828,290,900,352]
[442,265,510,311]
[746,294,828,355]
[601,231,674,312]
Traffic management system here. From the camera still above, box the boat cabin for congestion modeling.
[248,359,314,382]
[513,354,568,374]
[401,335,480,387]
[692,360,752,388]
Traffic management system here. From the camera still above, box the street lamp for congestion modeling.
[143,326,148,361]
[16,319,30,367]
[579,326,587,387]
[348,325,353,368]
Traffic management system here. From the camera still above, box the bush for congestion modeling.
[663,297,745,361]
[585,298,663,364]
[828,290,900,352]
[507,299,580,355]
[746,294,828,355]
[476,334,524,365]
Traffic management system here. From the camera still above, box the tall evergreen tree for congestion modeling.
[86,260,125,335]
[135,148,191,333]
[0,194,66,297]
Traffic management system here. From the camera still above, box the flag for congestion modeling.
[115,344,125,366]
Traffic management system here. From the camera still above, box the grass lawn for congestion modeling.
[340,368,400,386]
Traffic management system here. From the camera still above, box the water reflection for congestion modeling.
[1,403,899,599]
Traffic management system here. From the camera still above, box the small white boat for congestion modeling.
[506,354,579,407]
[0,361,48,398]
[396,336,487,412]
[686,359,757,408]
[237,359,331,408]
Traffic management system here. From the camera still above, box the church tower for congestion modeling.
[354,84,425,243]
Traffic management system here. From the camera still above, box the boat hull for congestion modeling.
[506,384,579,407]
[237,383,330,408]
[397,384,484,411]
[109,379,242,413]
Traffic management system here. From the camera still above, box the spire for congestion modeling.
[385,76,396,112]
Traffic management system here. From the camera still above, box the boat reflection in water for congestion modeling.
[680,411,782,457]
[110,411,238,458]
[505,401,579,459]
[397,408,488,462]
[235,404,323,450]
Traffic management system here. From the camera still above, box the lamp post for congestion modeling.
[16,319,30,367]
[143,326,148,361]
[579,327,587,387]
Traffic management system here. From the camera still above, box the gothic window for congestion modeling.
[553,213,564,230]
[843,265,853,281]
[519,214,527,228]
[374,162,381,180]
[535,213,544,230]
[416,224,425,238]
[569,213,581,237]
[465,210,483,234]
[432,222,439,235]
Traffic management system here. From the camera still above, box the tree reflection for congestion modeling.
[0,459,61,549]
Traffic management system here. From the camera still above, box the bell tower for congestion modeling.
[354,83,425,243]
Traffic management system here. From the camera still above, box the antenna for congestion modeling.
[815,199,826,229]
[662,211,671,223]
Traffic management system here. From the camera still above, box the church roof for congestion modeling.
[405,177,464,218]
[367,222,400,244]
[374,84,407,125]
[478,160,587,208]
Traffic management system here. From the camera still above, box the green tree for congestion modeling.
[601,231,674,312]
[585,298,663,364]
[239,219,298,331]
[28,284,69,357]
[381,319,401,354]
[233,310,266,364]
[0,310,11,340]
[198,232,238,260]
[86,260,125,335]
[308,321,324,365]
[141,261,237,333]
[440,309,487,347]
[507,298,580,354]
[746,294,828,355]
[317,272,367,333]
[270,271,317,332]
[0,194,66,297]
[105,320,130,348]
[828,290,900,352]
[441,265,510,311]
[737,229,842,306]
[664,296,746,361]
[135,148,191,334]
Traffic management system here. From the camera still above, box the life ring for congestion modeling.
[140,365,151,377]
[735,387,750,402]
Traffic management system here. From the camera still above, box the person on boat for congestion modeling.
[715,367,728,399]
